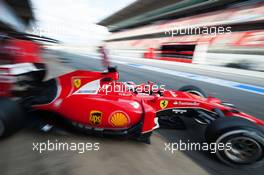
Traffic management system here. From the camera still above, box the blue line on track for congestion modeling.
[125,63,264,96]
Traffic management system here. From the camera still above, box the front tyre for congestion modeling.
[205,117,264,168]
[178,85,208,124]
[0,98,25,138]
[178,85,207,98]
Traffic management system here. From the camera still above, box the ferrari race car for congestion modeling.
[0,67,263,168]
[0,36,47,97]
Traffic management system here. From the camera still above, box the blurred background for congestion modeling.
[1,0,264,71]
[0,0,264,175]
[98,0,264,72]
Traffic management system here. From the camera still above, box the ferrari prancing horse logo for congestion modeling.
[160,100,169,109]
[73,79,81,88]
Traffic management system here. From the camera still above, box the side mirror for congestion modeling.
[102,66,119,81]
[108,66,117,73]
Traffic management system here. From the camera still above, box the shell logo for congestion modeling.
[110,111,129,127]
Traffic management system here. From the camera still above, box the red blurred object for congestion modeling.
[0,67,12,97]
[144,47,156,59]
[0,38,46,97]
[4,39,43,64]
[144,48,156,59]
[98,46,110,68]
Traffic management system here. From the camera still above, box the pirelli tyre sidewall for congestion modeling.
[0,98,25,138]
[205,117,264,168]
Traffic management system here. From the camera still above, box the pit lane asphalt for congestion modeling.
[0,51,263,175]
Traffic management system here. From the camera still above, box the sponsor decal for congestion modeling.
[118,92,132,96]
[130,101,140,109]
[110,111,129,127]
[137,93,150,96]
[160,100,169,109]
[77,90,97,94]
[89,110,102,126]
[73,78,81,88]
[174,101,199,106]
[74,79,100,94]
[172,109,187,114]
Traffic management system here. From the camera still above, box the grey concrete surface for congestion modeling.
[0,131,210,175]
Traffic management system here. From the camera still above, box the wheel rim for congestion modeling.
[186,90,205,98]
[0,120,5,137]
[224,136,262,164]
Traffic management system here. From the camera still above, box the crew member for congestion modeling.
[98,45,110,69]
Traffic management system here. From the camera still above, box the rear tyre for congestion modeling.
[0,98,25,138]
[205,117,264,168]
[178,85,207,98]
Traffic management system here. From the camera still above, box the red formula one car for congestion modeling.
[0,36,47,97]
[0,67,263,167]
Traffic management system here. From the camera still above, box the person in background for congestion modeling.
[98,45,110,69]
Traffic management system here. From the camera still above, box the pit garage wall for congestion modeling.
[0,0,27,32]
[105,31,264,71]
[104,3,264,71]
